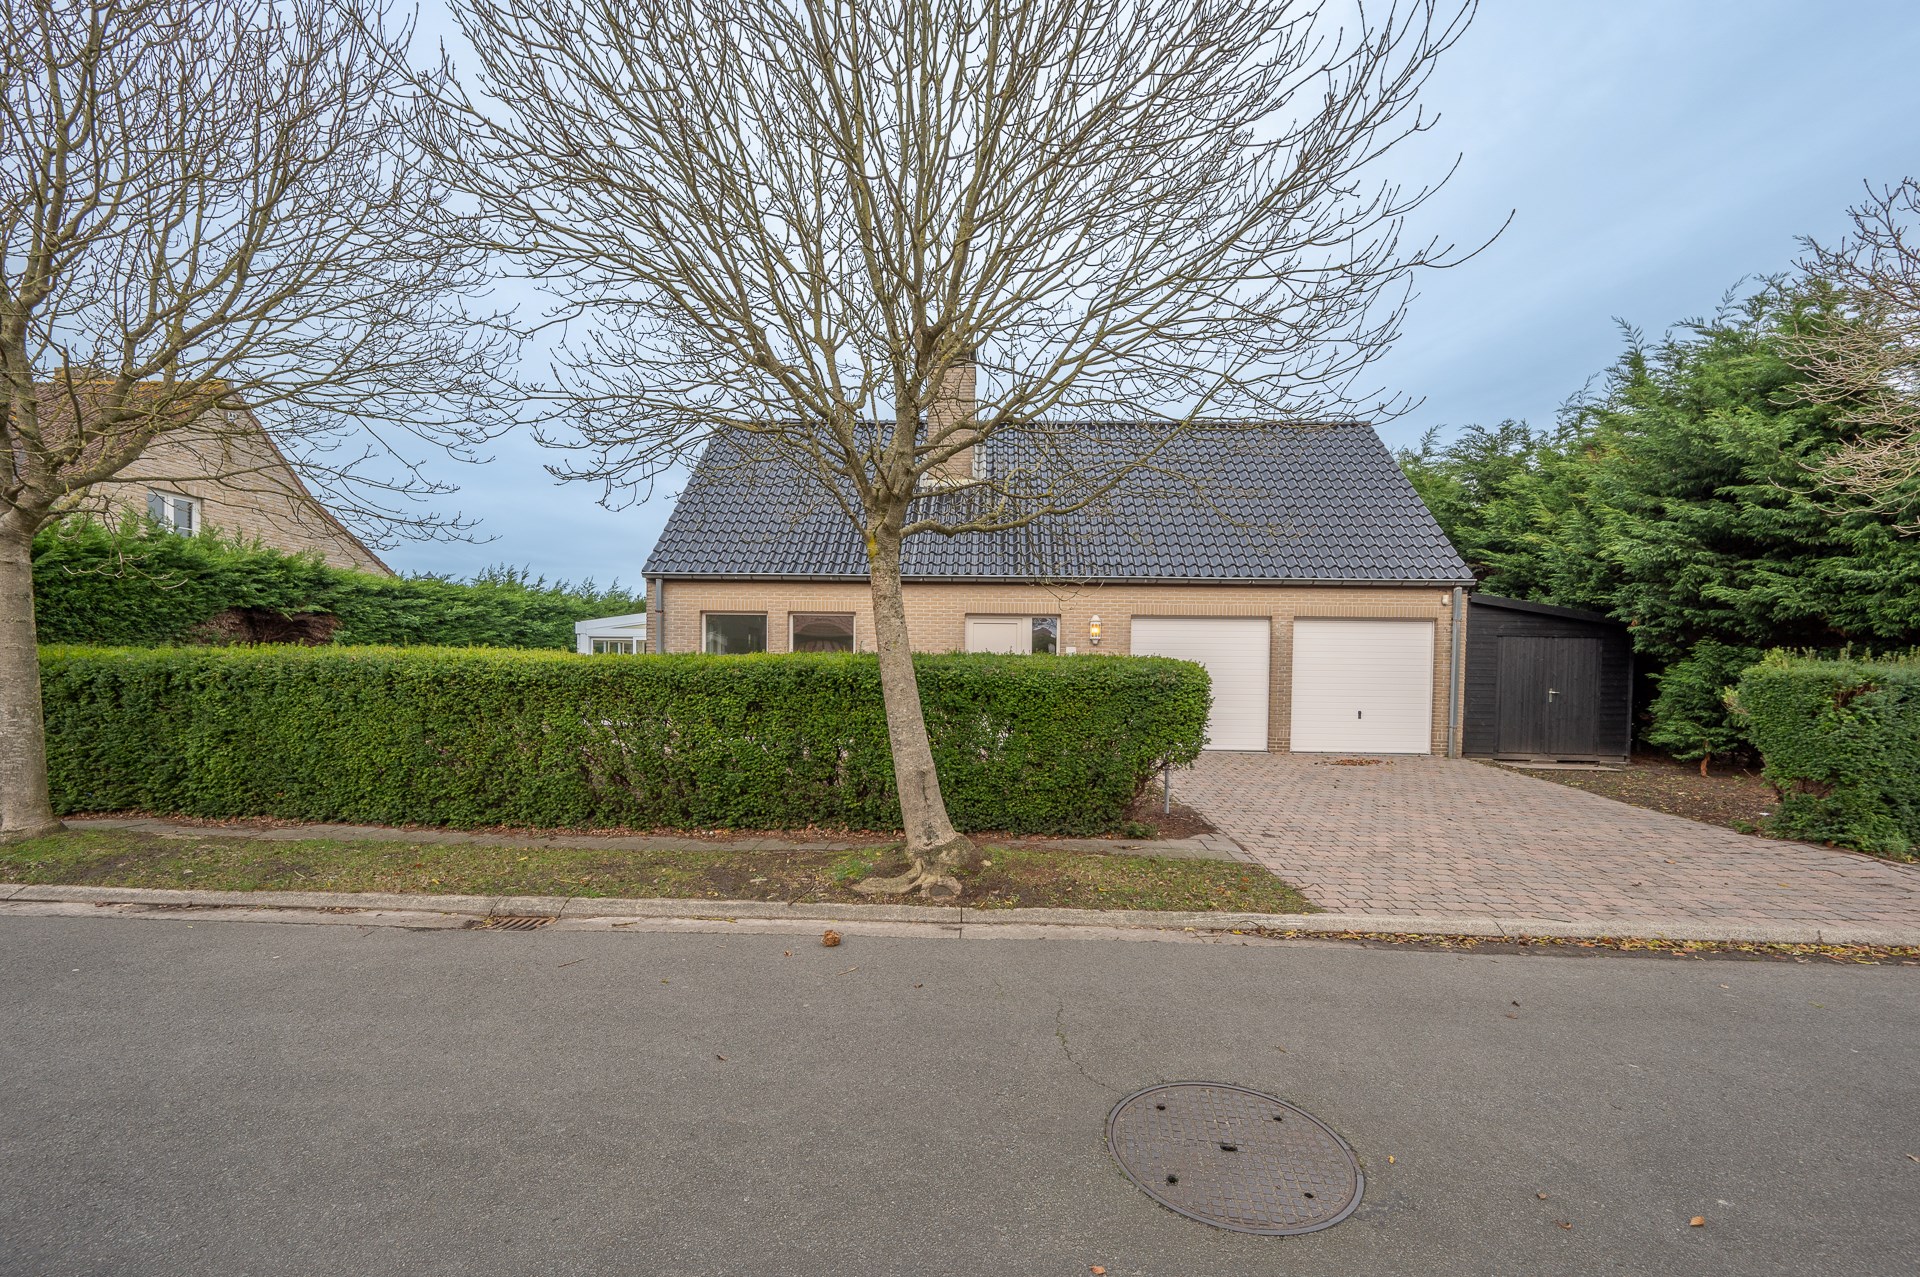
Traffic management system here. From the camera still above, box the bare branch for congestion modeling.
[0,0,514,549]
[1788,178,1920,525]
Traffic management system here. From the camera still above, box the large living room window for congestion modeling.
[704,613,767,654]
[790,612,855,652]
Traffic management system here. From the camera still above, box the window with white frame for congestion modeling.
[589,638,637,655]
[704,613,767,654]
[146,491,201,535]
[963,615,1060,654]
[790,612,855,652]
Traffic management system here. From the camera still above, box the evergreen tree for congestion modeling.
[1401,284,1920,761]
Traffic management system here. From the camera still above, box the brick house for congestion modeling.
[67,399,390,575]
[641,397,1473,755]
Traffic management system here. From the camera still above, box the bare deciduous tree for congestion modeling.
[1791,179,1920,524]
[1,0,507,839]
[427,0,1478,895]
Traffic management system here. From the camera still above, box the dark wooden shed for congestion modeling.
[1463,595,1634,762]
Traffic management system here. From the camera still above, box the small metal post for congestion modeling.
[1162,760,1172,815]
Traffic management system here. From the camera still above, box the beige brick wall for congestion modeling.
[655,578,1465,753]
[74,410,392,575]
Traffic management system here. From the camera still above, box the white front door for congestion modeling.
[1129,616,1272,751]
[1289,618,1435,753]
[964,616,1028,653]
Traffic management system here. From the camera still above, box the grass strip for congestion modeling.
[1,830,1316,914]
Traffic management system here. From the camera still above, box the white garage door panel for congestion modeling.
[1130,617,1270,751]
[1290,619,1434,754]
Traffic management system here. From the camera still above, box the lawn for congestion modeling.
[0,829,1316,914]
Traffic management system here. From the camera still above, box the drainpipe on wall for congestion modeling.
[651,578,665,653]
[1447,587,1464,758]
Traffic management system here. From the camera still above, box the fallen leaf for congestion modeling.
[1511,1000,1520,1007]
[1555,1221,1572,1230]
[1505,1012,1519,1020]
[914,983,923,989]
[1386,1155,1395,1164]
[716,1054,727,1062]
[1090,1268,1106,1275]
[822,929,842,947]
[783,951,792,957]
[1689,1216,1705,1227]
[1536,1192,1548,1200]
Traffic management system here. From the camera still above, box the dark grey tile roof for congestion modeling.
[643,423,1472,584]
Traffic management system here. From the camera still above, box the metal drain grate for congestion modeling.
[474,915,554,931]
[1106,1082,1363,1235]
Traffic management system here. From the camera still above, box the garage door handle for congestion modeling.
[1547,688,1559,701]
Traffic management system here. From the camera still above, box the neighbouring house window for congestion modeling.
[590,638,636,655]
[791,612,855,653]
[704,613,767,654]
[147,490,201,535]
[1031,616,1059,654]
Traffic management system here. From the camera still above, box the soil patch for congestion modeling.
[1512,753,1780,834]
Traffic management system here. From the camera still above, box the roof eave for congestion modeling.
[648,570,1476,588]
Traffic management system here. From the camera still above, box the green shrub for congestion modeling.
[39,646,1210,835]
[1645,639,1766,767]
[31,517,642,649]
[1733,650,1920,858]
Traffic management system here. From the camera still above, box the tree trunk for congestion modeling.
[856,522,976,899]
[0,523,62,842]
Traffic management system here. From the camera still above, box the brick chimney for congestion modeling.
[925,355,980,483]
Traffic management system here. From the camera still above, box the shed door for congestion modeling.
[1130,617,1271,751]
[1290,619,1435,753]
[1496,636,1602,756]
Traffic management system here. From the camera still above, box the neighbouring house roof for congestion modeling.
[644,423,1472,586]
[31,380,392,575]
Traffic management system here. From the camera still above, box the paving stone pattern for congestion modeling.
[1185,754,1920,931]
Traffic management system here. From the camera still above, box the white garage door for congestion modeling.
[1130,617,1271,751]
[1290,619,1435,753]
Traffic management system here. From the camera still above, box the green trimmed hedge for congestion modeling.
[32,517,644,649]
[40,646,1209,835]
[1734,651,1920,858]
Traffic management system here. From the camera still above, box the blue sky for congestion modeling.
[388,0,1920,586]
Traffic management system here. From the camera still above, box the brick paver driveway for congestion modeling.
[1184,754,1920,937]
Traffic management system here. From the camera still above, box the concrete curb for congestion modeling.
[2,882,1914,946]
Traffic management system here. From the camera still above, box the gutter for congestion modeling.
[647,571,1479,588]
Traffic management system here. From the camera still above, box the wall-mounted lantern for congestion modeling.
[1089,614,1102,646]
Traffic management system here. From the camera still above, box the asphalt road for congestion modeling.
[3,914,1916,1276]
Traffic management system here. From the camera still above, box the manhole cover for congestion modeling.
[1106,1083,1363,1235]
